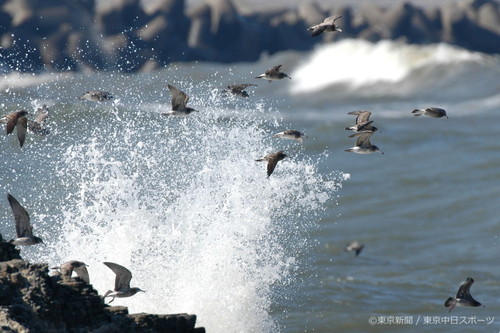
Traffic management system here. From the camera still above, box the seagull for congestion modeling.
[1,110,29,147]
[273,130,308,144]
[7,194,44,246]
[255,151,287,177]
[308,15,343,37]
[103,262,145,303]
[345,131,383,154]
[161,84,198,116]
[223,83,257,98]
[255,65,291,83]
[412,107,448,118]
[51,260,90,284]
[345,111,378,133]
[78,90,114,102]
[345,241,364,256]
[445,277,484,312]
[28,104,50,135]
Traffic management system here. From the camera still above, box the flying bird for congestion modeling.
[7,194,44,246]
[51,260,90,284]
[255,151,287,177]
[223,83,257,98]
[103,262,145,303]
[1,110,29,147]
[161,84,198,116]
[308,15,343,37]
[78,90,114,102]
[28,104,50,135]
[345,241,364,256]
[412,107,448,118]
[345,131,383,154]
[273,130,308,144]
[255,65,291,83]
[445,277,484,312]
[345,111,378,133]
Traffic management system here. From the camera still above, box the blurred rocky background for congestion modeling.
[0,0,499,73]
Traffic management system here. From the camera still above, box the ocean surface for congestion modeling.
[1,39,499,332]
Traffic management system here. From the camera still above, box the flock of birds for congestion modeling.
[1,14,481,312]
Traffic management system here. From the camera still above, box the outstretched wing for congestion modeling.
[230,83,257,91]
[7,194,32,237]
[323,15,342,25]
[104,262,133,291]
[168,84,189,111]
[266,65,283,75]
[349,131,373,147]
[17,117,27,147]
[456,277,474,299]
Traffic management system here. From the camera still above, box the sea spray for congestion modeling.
[5,73,346,332]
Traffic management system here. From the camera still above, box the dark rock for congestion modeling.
[0,235,204,332]
[0,234,21,262]
[477,2,500,34]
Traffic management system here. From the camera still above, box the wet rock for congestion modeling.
[0,235,204,332]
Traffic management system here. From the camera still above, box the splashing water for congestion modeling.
[0,70,343,332]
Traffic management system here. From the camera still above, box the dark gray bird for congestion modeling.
[445,277,484,312]
[256,65,291,83]
[1,110,29,147]
[345,131,383,154]
[255,151,287,177]
[161,84,198,116]
[103,262,145,303]
[308,15,343,37]
[51,260,90,284]
[224,83,257,98]
[28,104,50,135]
[273,130,308,144]
[412,107,448,118]
[345,111,378,133]
[7,194,44,246]
[345,241,364,256]
[78,90,114,102]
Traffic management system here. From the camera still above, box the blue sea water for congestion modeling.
[0,39,499,332]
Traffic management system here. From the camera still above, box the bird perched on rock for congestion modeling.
[345,131,383,155]
[273,130,308,144]
[345,111,378,133]
[308,15,343,37]
[256,65,291,83]
[103,262,145,303]
[255,151,287,177]
[445,277,484,312]
[51,260,90,284]
[28,104,50,135]
[412,107,448,118]
[1,110,29,147]
[161,84,198,116]
[223,83,257,98]
[78,90,114,102]
[7,194,44,246]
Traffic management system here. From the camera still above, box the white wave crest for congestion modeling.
[290,39,485,94]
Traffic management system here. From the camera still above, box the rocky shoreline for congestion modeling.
[0,0,499,73]
[0,234,205,333]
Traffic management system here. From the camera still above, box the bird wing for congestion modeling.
[168,84,189,111]
[6,112,18,134]
[356,111,372,124]
[231,83,257,91]
[17,117,27,147]
[104,262,132,290]
[323,15,342,24]
[267,157,278,177]
[74,265,90,284]
[456,277,474,299]
[267,65,282,75]
[349,131,373,147]
[7,194,32,237]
